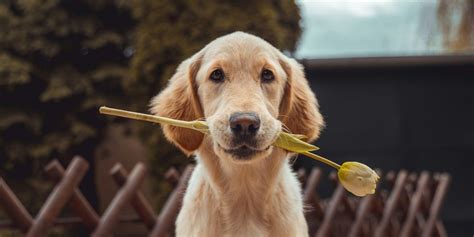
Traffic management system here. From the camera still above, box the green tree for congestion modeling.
[0,0,135,209]
[0,0,301,214]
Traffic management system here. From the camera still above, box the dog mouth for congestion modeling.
[218,143,271,160]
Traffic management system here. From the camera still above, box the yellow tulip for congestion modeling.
[99,106,379,196]
[337,162,380,197]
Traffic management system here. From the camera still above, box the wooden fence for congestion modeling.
[0,156,450,237]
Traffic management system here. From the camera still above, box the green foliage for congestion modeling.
[0,0,133,177]
[0,0,301,212]
[130,0,301,89]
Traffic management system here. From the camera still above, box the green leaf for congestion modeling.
[273,132,319,153]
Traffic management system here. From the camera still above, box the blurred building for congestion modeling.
[295,1,473,235]
[294,54,474,237]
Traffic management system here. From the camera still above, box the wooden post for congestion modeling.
[92,163,147,237]
[27,157,89,237]
[44,160,100,231]
[110,163,157,229]
[149,165,194,237]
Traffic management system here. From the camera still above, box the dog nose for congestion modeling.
[229,112,260,137]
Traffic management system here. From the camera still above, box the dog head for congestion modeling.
[151,32,324,163]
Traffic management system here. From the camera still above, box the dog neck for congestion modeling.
[195,138,290,231]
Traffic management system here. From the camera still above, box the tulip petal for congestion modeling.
[337,162,379,197]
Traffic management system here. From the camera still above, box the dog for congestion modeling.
[151,32,324,237]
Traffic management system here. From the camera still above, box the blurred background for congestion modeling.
[0,0,472,236]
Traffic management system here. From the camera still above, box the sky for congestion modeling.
[295,0,443,59]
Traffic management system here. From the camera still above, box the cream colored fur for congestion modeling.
[150,32,324,237]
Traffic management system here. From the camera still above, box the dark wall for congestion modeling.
[297,55,474,236]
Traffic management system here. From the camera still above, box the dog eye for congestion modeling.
[209,69,225,82]
[261,69,274,82]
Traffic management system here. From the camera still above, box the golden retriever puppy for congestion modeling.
[151,32,324,237]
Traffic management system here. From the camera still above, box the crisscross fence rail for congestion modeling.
[299,168,450,237]
[0,156,450,237]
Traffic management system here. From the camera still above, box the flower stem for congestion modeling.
[99,106,196,129]
[301,151,341,170]
[100,106,341,170]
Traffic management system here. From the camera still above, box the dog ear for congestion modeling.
[279,56,324,142]
[150,53,204,155]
